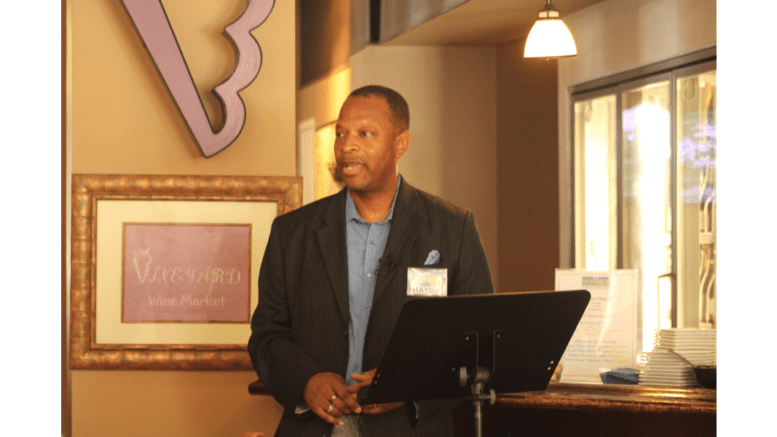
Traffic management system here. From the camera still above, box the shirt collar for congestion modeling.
[346,175,402,224]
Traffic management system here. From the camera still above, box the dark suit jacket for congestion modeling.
[248,179,495,437]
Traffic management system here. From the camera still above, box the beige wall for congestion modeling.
[556,0,717,265]
[298,67,351,130]
[496,39,560,292]
[72,0,296,176]
[73,372,282,436]
[350,45,499,289]
[68,0,294,435]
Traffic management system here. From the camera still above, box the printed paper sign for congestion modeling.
[555,269,639,383]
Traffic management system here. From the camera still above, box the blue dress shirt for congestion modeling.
[344,176,401,385]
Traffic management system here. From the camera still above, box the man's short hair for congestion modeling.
[349,85,410,131]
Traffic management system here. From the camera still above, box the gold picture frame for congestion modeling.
[70,174,302,370]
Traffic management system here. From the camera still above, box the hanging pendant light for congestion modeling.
[524,0,577,58]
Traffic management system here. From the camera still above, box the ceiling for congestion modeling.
[382,0,607,47]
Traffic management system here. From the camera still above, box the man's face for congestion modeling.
[333,96,408,194]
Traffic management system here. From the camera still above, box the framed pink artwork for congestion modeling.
[70,174,302,370]
[122,223,251,324]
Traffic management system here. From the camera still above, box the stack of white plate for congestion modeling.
[655,329,716,365]
[638,328,716,387]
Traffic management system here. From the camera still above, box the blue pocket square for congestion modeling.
[424,250,440,265]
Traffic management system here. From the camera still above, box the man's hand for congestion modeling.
[303,372,362,426]
[349,369,405,415]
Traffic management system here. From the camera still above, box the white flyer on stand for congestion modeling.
[555,269,639,384]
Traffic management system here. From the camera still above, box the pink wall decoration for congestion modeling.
[121,0,275,157]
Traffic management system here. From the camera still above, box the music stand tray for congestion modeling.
[364,290,590,404]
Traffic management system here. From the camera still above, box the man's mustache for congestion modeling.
[336,156,366,167]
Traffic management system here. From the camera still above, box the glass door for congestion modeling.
[573,93,617,271]
[620,78,673,348]
[675,67,717,329]
[572,60,716,355]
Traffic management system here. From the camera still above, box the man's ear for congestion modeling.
[395,130,410,159]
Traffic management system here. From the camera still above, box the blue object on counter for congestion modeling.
[600,368,640,385]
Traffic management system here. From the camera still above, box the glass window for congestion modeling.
[621,80,673,343]
[574,95,617,271]
[572,61,716,354]
[676,70,717,329]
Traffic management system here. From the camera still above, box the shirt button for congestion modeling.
[367,273,372,277]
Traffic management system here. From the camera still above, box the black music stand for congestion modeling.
[363,290,590,437]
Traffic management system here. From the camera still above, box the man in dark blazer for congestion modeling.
[249,85,495,436]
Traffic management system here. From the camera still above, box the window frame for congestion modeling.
[567,47,716,328]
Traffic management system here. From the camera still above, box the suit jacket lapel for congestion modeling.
[373,180,424,302]
[316,189,351,325]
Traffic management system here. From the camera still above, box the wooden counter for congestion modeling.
[494,382,715,413]
[453,383,715,437]
[250,380,716,436]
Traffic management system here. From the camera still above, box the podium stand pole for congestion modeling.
[460,366,495,437]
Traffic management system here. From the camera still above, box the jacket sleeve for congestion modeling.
[247,219,325,411]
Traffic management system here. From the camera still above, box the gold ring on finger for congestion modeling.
[327,404,335,413]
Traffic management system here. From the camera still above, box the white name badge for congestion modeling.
[407,268,448,297]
